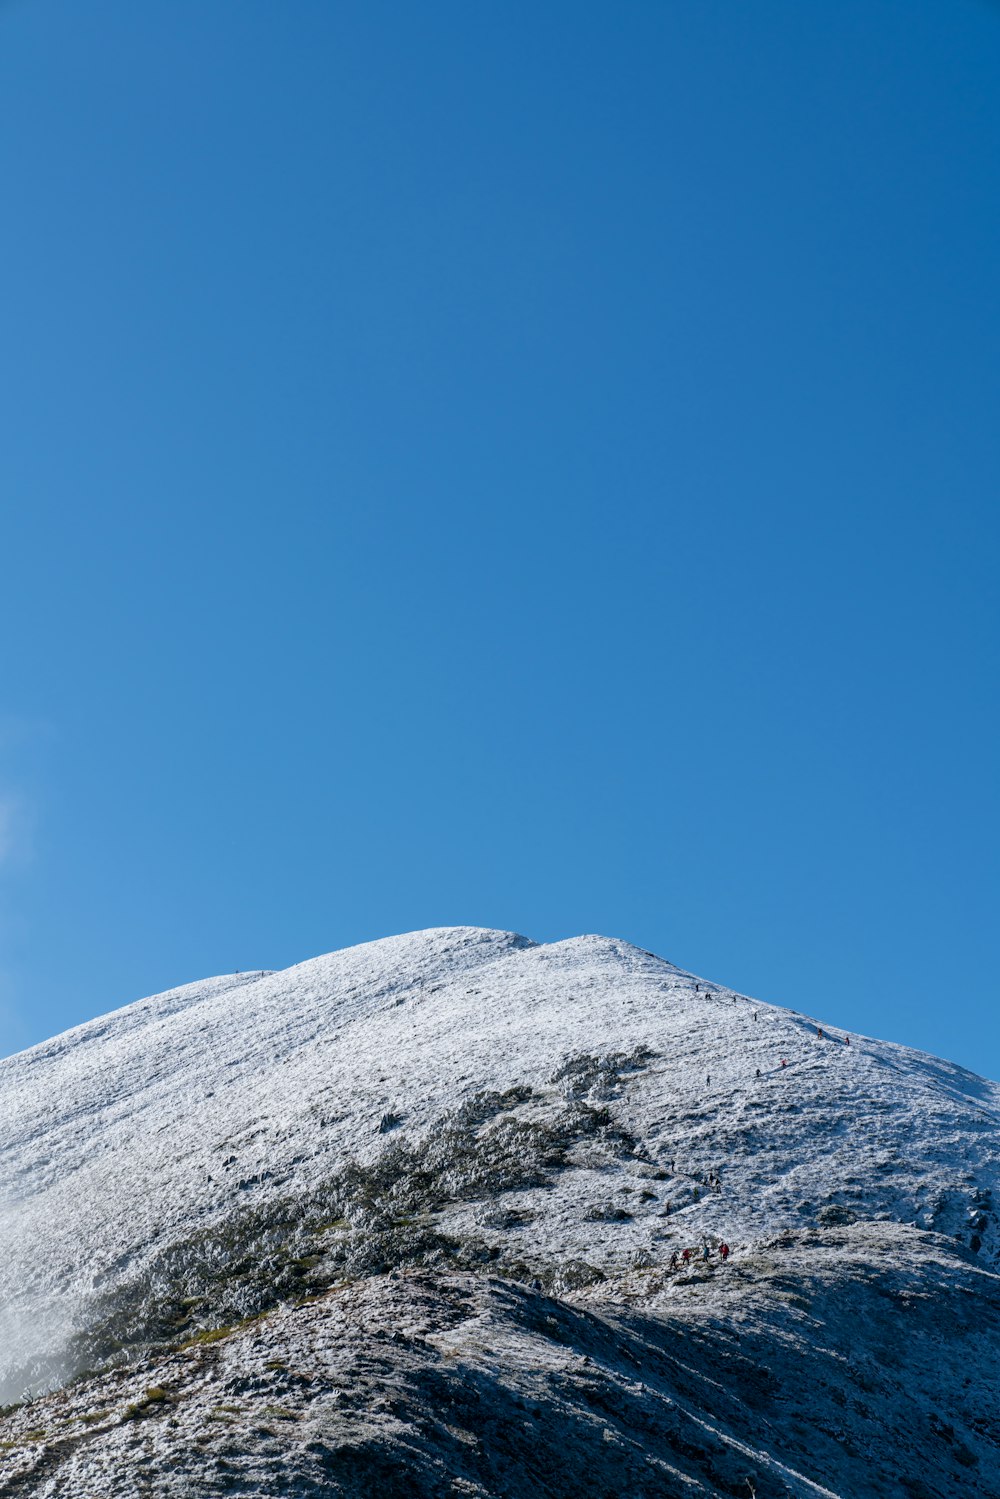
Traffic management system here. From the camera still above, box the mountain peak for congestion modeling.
[2,929,998,1495]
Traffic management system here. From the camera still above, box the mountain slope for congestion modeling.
[1,927,998,1497]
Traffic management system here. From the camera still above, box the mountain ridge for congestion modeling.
[1,926,997,1496]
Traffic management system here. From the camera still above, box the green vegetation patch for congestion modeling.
[47,1060,644,1392]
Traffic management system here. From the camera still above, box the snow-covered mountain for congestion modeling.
[1,927,998,1497]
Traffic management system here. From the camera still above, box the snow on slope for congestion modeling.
[1,924,997,1417]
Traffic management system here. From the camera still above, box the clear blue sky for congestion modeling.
[1,1,997,1075]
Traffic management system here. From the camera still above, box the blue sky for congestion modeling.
[1,0,997,1075]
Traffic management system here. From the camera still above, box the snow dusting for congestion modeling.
[1,927,997,1496]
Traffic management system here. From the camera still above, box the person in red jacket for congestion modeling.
[719,1242,730,1261]
[682,1247,691,1265]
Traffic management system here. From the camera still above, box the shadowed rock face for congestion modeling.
[1,927,998,1496]
[2,1253,998,1499]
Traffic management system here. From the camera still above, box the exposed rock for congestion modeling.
[1,926,998,1495]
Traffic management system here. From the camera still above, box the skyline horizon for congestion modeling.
[3,919,992,1085]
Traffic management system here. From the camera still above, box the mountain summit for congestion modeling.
[2,927,998,1497]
